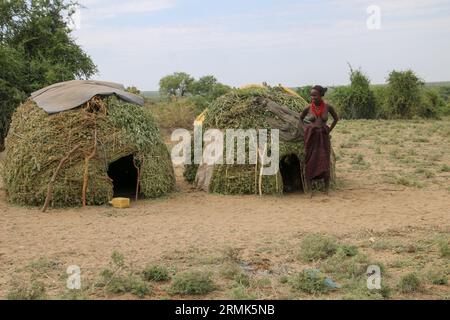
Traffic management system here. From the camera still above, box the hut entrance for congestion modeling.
[280,154,303,193]
[107,155,138,197]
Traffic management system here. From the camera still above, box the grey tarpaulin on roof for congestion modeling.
[30,80,144,114]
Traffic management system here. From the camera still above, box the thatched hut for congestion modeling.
[191,86,335,195]
[2,80,175,208]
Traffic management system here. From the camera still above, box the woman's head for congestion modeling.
[310,85,328,104]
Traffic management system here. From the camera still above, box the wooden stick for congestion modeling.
[42,144,81,212]
[82,128,97,207]
[253,135,258,194]
[258,143,267,196]
[133,156,141,202]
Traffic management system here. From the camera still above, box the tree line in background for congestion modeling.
[0,0,97,150]
[296,67,450,120]
[153,68,450,130]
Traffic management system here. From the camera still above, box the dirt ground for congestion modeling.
[0,119,449,300]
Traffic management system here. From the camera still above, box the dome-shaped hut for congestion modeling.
[2,80,175,209]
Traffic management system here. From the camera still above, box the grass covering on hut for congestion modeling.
[2,96,175,208]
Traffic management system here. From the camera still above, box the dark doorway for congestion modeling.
[280,154,303,193]
[107,155,138,198]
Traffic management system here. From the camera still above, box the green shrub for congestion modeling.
[169,271,215,295]
[420,88,442,118]
[385,70,426,119]
[320,250,370,279]
[329,67,376,119]
[290,270,330,294]
[99,270,150,298]
[426,268,448,285]
[398,273,423,294]
[97,252,150,298]
[143,265,170,282]
[7,281,47,300]
[339,244,359,257]
[299,234,338,262]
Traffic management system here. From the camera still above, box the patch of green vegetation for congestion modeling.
[388,259,413,269]
[251,277,272,289]
[426,268,448,285]
[143,265,170,282]
[279,275,290,284]
[289,270,331,295]
[220,262,242,280]
[229,286,256,300]
[342,278,391,300]
[97,251,150,298]
[169,271,215,295]
[395,176,424,188]
[350,154,370,169]
[441,164,450,172]
[339,244,359,257]
[26,258,60,274]
[398,273,423,294]
[320,249,371,279]
[99,269,150,298]
[7,281,47,300]
[299,234,338,262]
[234,273,251,288]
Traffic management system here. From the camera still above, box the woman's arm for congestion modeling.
[328,105,339,133]
[300,107,309,123]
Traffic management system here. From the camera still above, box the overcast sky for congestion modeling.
[73,0,450,90]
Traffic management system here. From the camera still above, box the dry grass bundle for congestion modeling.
[2,96,175,208]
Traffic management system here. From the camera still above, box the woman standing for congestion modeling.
[300,85,339,196]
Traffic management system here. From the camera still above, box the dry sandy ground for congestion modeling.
[0,119,449,299]
[1,170,449,299]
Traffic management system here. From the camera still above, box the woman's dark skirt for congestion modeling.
[304,124,331,181]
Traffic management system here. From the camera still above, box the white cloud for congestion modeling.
[79,0,175,18]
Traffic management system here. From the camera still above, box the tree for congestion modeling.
[159,72,194,97]
[126,86,141,95]
[329,66,376,119]
[190,75,231,101]
[385,70,426,118]
[0,0,97,149]
[190,75,217,96]
[346,67,376,119]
